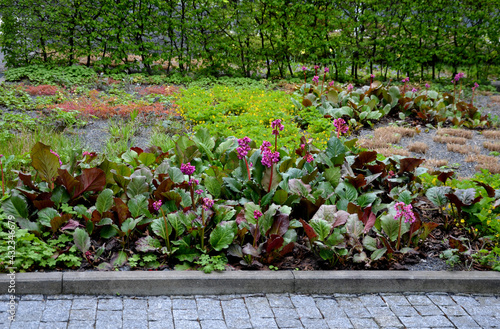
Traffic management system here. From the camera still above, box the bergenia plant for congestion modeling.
[333,118,349,139]
[181,162,197,209]
[471,82,479,106]
[394,201,416,250]
[200,197,214,250]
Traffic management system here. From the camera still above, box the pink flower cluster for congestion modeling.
[236,137,252,159]
[454,72,464,82]
[425,83,430,89]
[312,76,319,84]
[153,200,162,212]
[347,84,353,92]
[328,81,335,87]
[180,162,196,175]
[370,74,374,78]
[304,154,314,163]
[260,141,279,168]
[472,82,479,91]
[195,189,203,195]
[254,210,263,220]
[333,118,349,135]
[202,198,214,210]
[189,178,199,186]
[302,66,307,71]
[411,88,418,93]
[394,202,416,224]
[402,77,410,83]
[324,67,329,73]
[271,119,284,136]
[50,149,62,166]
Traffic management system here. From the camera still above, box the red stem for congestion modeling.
[189,175,195,210]
[268,164,273,193]
[244,158,251,180]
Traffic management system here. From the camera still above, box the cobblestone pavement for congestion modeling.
[1,292,499,329]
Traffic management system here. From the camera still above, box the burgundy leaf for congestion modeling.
[398,158,424,174]
[300,219,318,241]
[474,181,495,198]
[352,151,377,169]
[61,219,82,231]
[73,168,106,199]
[266,234,284,254]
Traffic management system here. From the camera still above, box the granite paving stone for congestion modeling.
[390,305,419,317]
[14,301,44,322]
[382,295,411,306]
[439,304,468,316]
[196,298,224,320]
[405,294,434,306]
[38,322,67,329]
[41,299,72,322]
[427,294,457,306]
[1,292,499,328]
[69,308,96,321]
[67,320,95,329]
[414,304,444,315]
[300,317,329,329]
[250,316,278,328]
[325,316,354,329]
[448,315,481,329]
[97,297,123,311]
[200,319,228,329]
[148,319,175,329]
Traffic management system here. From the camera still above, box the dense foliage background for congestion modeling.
[1,0,499,79]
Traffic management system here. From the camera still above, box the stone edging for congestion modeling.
[2,271,499,296]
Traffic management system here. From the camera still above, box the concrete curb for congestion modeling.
[2,271,499,296]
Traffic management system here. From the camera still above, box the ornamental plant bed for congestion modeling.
[1,71,500,273]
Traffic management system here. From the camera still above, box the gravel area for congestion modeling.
[357,93,500,178]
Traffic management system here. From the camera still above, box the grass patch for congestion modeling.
[446,143,480,154]
[483,130,500,140]
[436,128,473,139]
[408,142,428,154]
[432,135,468,145]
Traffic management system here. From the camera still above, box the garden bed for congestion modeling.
[1,71,500,274]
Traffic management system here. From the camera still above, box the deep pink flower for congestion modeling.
[333,118,349,135]
[324,67,329,73]
[202,198,214,210]
[180,162,196,175]
[304,154,314,163]
[314,65,319,70]
[260,141,272,152]
[153,200,162,212]
[411,88,417,93]
[312,76,319,84]
[302,66,307,71]
[236,136,252,159]
[370,74,374,78]
[347,84,353,92]
[472,82,479,91]
[261,149,280,168]
[189,178,199,186]
[271,119,284,136]
[329,81,335,87]
[425,83,430,89]
[195,189,203,195]
[254,210,263,220]
[402,77,410,83]
[454,72,464,82]
[394,202,416,224]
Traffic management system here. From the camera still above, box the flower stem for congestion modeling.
[396,217,403,250]
[189,175,195,210]
[244,158,251,181]
[268,163,273,193]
